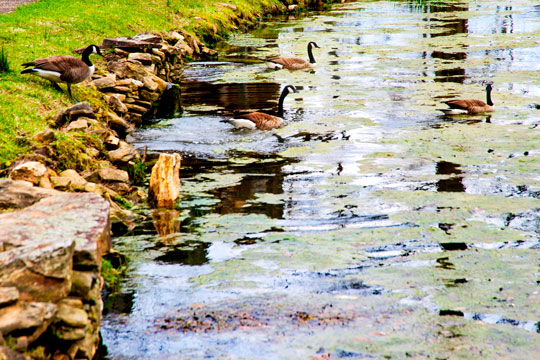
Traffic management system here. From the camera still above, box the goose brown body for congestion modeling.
[22,55,93,84]
[441,84,494,115]
[267,42,320,70]
[267,56,312,70]
[21,44,103,100]
[224,85,297,130]
[233,110,284,130]
[443,98,494,114]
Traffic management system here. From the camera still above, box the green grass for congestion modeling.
[0,0,281,170]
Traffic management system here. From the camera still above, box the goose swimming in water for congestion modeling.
[223,85,297,130]
[266,42,320,70]
[439,83,495,115]
[21,44,103,100]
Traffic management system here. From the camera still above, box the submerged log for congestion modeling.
[148,153,181,208]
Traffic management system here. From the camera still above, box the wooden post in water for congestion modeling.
[149,153,182,208]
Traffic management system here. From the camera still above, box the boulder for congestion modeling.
[0,287,19,307]
[54,326,86,341]
[103,132,121,149]
[116,78,144,89]
[152,48,165,61]
[50,170,88,191]
[107,95,129,114]
[149,153,182,208]
[109,85,132,93]
[128,52,153,65]
[0,180,59,210]
[101,34,162,51]
[125,103,150,114]
[0,346,31,360]
[55,303,90,328]
[174,38,194,56]
[32,129,55,143]
[9,161,54,189]
[55,102,95,127]
[139,89,161,102]
[71,271,96,300]
[114,48,130,58]
[201,46,218,57]
[90,74,116,90]
[64,119,89,132]
[185,34,201,54]
[142,75,158,91]
[168,31,184,42]
[82,182,120,201]
[0,302,57,341]
[108,59,150,81]
[128,113,143,125]
[0,193,111,295]
[91,168,130,183]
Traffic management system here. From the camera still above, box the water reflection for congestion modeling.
[436,161,461,175]
[181,81,282,113]
[436,177,465,192]
[435,161,465,192]
[152,209,181,237]
[154,240,210,265]
[212,174,285,218]
[103,291,135,315]
[425,4,469,83]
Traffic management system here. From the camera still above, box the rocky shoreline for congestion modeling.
[0,27,225,360]
[0,1,333,358]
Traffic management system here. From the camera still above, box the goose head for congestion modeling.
[283,84,297,96]
[83,44,104,58]
[307,42,320,64]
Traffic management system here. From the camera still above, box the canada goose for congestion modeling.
[21,44,103,100]
[266,42,320,70]
[223,85,297,130]
[439,84,494,115]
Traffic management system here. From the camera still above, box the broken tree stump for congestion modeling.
[148,153,181,208]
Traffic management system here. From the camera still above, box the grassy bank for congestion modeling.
[0,0,281,170]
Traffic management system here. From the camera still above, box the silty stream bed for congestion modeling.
[101,1,540,358]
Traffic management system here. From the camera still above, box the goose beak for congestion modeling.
[287,85,297,93]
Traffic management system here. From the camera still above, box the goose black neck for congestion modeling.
[486,86,493,106]
[277,88,290,117]
[307,43,316,64]
[81,47,94,67]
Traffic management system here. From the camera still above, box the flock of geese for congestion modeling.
[20,42,495,130]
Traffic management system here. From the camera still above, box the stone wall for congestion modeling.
[0,30,206,360]
[0,180,110,359]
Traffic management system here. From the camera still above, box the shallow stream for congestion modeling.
[102,1,540,358]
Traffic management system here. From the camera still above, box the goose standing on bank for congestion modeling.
[223,85,297,130]
[21,44,103,100]
[439,83,495,115]
[266,42,320,70]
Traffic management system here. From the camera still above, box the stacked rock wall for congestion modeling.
[0,181,110,359]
